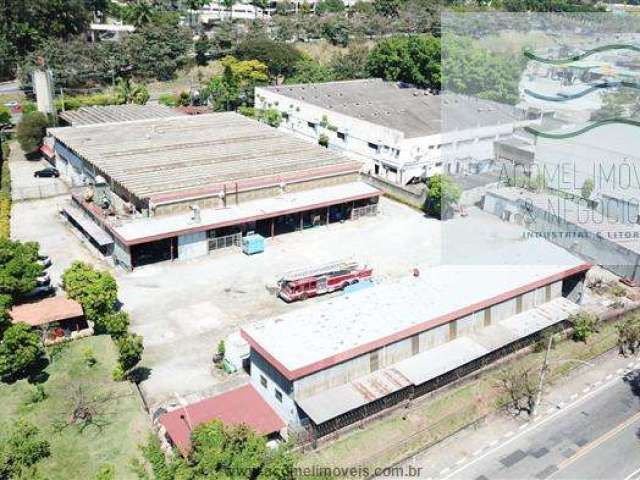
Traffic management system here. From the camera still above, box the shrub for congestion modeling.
[95,464,115,480]
[115,333,144,378]
[28,384,47,404]
[103,311,130,339]
[0,419,50,478]
[570,312,598,343]
[82,347,97,367]
[424,175,462,220]
[112,365,126,382]
[0,323,44,380]
[318,133,329,147]
[16,112,48,154]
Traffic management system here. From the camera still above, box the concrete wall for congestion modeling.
[177,231,208,260]
[483,191,640,282]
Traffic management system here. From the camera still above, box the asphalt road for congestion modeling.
[441,371,640,480]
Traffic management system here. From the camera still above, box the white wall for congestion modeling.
[177,231,208,260]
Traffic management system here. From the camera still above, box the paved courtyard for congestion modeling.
[9,145,543,409]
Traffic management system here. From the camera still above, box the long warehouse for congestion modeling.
[47,112,380,268]
[240,241,590,437]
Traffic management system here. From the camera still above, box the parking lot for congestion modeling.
[9,144,68,201]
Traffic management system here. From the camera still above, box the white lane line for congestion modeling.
[582,387,591,394]
[623,464,640,480]
[441,371,624,480]
[440,467,451,476]
[570,393,578,400]
[472,448,484,457]
[488,440,498,447]
[519,423,529,430]
[455,457,467,466]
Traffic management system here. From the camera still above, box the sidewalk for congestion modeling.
[396,348,639,478]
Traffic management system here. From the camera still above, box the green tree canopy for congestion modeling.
[16,112,49,154]
[236,35,303,80]
[0,239,42,300]
[315,0,345,14]
[0,419,50,479]
[287,58,334,84]
[367,34,441,90]
[115,333,144,374]
[0,323,44,379]
[424,174,462,219]
[330,44,370,80]
[61,262,118,329]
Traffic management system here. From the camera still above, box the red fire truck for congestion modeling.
[277,259,373,302]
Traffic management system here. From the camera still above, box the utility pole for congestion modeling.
[532,334,553,418]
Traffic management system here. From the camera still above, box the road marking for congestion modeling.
[582,387,590,394]
[439,467,450,475]
[623,465,640,480]
[472,448,483,457]
[440,371,624,480]
[455,457,467,466]
[504,431,514,438]
[552,410,640,477]
[488,440,498,447]
[519,423,529,430]
[570,393,578,400]
[557,401,565,408]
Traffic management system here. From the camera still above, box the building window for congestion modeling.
[307,121,316,130]
[275,389,283,402]
[260,375,267,388]
[337,131,346,141]
[368,142,379,152]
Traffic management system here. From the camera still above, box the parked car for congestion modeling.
[20,284,55,302]
[34,167,59,178]
[36,274,50,287]
[37,257,52,269]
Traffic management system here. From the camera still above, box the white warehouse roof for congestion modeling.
[241,240,589,380]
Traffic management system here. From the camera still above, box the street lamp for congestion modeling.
[532,334,594,418]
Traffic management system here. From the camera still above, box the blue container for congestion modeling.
[242,234,265,255]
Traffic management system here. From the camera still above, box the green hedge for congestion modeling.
[0,142,11,239]
[55,93,123,112]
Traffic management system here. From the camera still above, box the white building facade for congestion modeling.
[256,80,535,185]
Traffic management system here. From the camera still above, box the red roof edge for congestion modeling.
[244,262,592,381]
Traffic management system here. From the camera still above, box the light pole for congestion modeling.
[531,334,594,418]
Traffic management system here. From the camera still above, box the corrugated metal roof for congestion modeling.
[59,104,182,126]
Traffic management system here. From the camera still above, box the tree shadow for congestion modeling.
[1,356,49,385]
[623,370,640,399]
[128,366,152,384]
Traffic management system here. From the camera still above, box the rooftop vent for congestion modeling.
[190,204,201,223]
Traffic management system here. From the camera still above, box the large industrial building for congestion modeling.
[255,79,534,185]
[47,112,379,269]
[240,242,589,437]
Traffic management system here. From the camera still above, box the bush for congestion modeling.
[570,312,598,343]
[0,323,44,380]
[424,175,462,220]
[95,464,115,480]
[111,365,126,382]
[16,112,48,154]
[82,347,97,367]
[103,311,130,339]
[28,384,47,404]
[115,333,144,377]
[318,133,329,148]
[54,92,123,112]
[0,419,50,478]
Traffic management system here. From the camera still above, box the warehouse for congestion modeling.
[240,242,589,437]
[484,187,640,283]
[255,79,534,185]
[47,113,379,268]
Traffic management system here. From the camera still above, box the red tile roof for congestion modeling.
[10,297,83,327]
[159,384,285,455]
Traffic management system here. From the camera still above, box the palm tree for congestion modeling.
[126,0,153,27]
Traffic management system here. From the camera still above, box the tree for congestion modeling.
[367,35,441,90]
[581,178,594,201]
[236,35,303,80]
[495,366,538,416]
[0,239,42,300]
[16,112,48,154]
[315,0,345,14]
[617,315,640,357]
[0,419,50,479]
[569,311,598,342]
[103,311,130,339]
[330,44,370,80]
[206,56,269,110]
[194,36,210,66]
[321,16,350,47]
[114,78,149,105]
[62,262,118,329]
[424,175,461,219]
[0,106,10,126]
[373,0,403,16]
[287,59,334,84]
[0,323,44,380]
[125,0,154,27]
[115,333,144,377]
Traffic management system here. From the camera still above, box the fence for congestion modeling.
[351,204,378,220]
[12,183,69,201]
[208,232,241,251]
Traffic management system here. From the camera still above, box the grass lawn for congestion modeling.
[0,335,151,480]
[300,316,622,474]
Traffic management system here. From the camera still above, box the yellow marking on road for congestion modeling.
[553,410,640,475]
